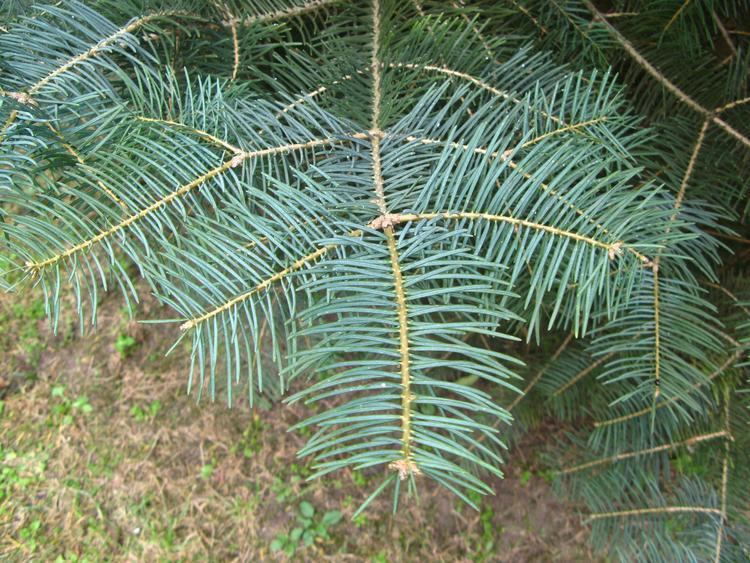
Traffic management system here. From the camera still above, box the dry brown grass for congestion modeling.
[0,287,594,562]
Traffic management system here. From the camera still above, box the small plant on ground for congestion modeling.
[270,500,343,556]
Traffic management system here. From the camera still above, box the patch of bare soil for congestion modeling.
[0,288,595,561]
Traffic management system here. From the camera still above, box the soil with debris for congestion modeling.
[0,287,595,561]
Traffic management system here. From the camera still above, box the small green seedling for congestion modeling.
[270,501,342,556]
[114,334,137,358]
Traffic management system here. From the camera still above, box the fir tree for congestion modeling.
[1,1,748,560]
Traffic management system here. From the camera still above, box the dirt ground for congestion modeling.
[0,285,596,561]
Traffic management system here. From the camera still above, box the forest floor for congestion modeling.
[0,283,596,562]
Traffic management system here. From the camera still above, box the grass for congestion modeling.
[0,284,595,561]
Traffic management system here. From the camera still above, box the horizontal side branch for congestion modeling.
[400,134,652,265]
[28,11,189,97]
[26,135,360,274]
[180,243,334,331]
[375,211,625,257]
[559,430,729,475]
[589,506,722,521]
[594,349,744,427]
[585,1,750,149]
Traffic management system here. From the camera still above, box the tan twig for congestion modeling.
[586,1,750,149]
[235,0,340,27]
[713,11,737,64]
[180,244,333,331]
[589,506,721,521]
[663,0,692,33]
[559,430,728,475]
[715,96,750,114]
[45,123,127,209]
[369,0,418,480]
[673,119,709,214]
[390,62,562,126]
[28,11,188,97]
[552,352,615,396]
[390,211,624,254]
[594,349,743,427]
[451,0,494,57]
[26,135,362,274]
[401,134,652,265]
[136,116,244,154]
[714,387,732,562]
[507,332,574,412]
[229,18,240,81]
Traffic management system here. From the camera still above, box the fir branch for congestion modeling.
[233,0,341,27]
[663,0,692,33]
[390,63,563,125]
[551,352,614,396]
[45,123,127,209]
[179,242,338,331]
[400,134,651,265]
[381,212,625,255]
[135,116,244,154]
[25,136,360,274]
[585,1,750,149]
[558,430,729,475]
[594,349,744,428]
[507,332,574,411]
[26,11,188,98]
[589,506,722,521]
[714,387,731,563]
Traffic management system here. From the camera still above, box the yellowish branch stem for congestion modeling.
[559,430,728,475]
[594,349,743,427]
[589,506,721,521]
[28,12,186,97]
[180,244,333,331]
[552,352,615,396]
[585,1,750,149]
[27,136,356,273]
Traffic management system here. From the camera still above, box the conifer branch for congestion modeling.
[594,349,744,427]
[589,506,722,521]
[390,63,563,125]
[714,387,732,562]
[179,243,336,331]
[663,0,692,33]
[136,116,244,154]
[370,0,418,480]
[673,119,709,214]
[229,17,240,81]
[551,352,615,396]
[586,1,750,149]
[45,123,127,209]
[652,263,662,402]
[507,332,574,411]
[27,11,188,98]
[451,0,494,57]
[521,117,608,148]
[25,136,357,274]
[401,134,652,265]
[233,0,341,27]
[558,430,728,475]
[716,96,750,114]
[385,212,628,257]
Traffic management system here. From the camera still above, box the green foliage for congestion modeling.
[270,500,343,556]
[1,0,749,560]
[115,334,137,358]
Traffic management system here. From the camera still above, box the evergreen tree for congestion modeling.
[1,1,748,559]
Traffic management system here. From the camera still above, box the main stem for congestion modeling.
[369,0,417,479]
